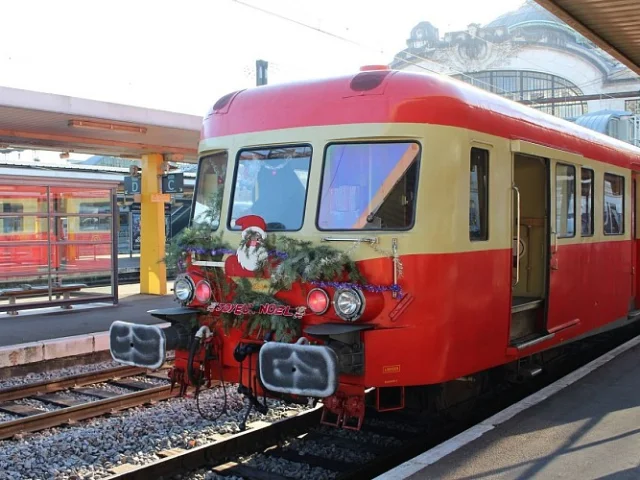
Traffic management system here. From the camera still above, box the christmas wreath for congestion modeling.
[163,198,402,343]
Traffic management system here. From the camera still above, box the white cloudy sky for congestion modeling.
[0,0,525,161]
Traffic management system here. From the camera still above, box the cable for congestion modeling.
[189,331,229,422]
[195,348,228,422]
[232,0,638,109]
[230,0,372,50]
[228,0,507,95]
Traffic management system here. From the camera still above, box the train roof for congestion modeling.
[0,159,196,186]
[202,67,640,170]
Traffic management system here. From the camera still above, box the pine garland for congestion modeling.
[163,191,388,343]
[164,225,372,342]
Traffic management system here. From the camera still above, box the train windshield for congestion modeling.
[317,142,420,230]
[192,151,228,230]
[229,145,312,231]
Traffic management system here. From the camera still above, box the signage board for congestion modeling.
[124,176,141,195]
[162,173,184,194]
[151,193,171,203]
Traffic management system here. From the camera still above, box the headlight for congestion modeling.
[333,288,364,321]
[173,275,195,303]
[195,280,213,303]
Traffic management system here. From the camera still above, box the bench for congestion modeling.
[0,283,87,315]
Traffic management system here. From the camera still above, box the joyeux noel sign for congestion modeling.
[207,302,307,320]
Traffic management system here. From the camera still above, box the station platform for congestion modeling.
[378,336,640,480]
[0,282,175,369]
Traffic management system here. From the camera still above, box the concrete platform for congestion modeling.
[378,335,640,480]
[0,283,175,368]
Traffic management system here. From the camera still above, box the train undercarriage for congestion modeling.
[108,305,580,431]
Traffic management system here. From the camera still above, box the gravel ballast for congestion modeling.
[0,385,309,480]
[0,360,124,390]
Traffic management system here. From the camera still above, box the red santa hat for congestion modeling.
[236,215,267,239]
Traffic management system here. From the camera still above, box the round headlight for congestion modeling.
[195,280,212,303]
[307,288,330,315]
[174,275,194,303]
[333,288,364,321]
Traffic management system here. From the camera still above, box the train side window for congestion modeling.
[79,202,111,231]
[469,148,489,241]
[581,168,594,237]
[2,203,23,233]
[604,173,624,235]
[555,163,576,238]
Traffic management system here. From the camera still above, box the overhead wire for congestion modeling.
[229,0,514,96]
[232,0,639,112]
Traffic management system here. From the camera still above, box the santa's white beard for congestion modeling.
[237,245,268,271]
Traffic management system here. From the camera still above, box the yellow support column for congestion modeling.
[139,153,167,295]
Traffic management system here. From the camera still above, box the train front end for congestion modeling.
[109,70,424,430]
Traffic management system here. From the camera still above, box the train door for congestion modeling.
[546,158,586,335]
[510,153,549,347]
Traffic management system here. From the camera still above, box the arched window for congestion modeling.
[452,70,587,119]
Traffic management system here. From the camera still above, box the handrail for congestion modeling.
[512,184,521,287]
[321,237,378,244]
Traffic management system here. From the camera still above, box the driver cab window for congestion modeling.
[192,151,228,229]
[229,145,312,231]
[317,141,420,230]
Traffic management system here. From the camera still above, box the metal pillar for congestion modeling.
[139,153,167,295]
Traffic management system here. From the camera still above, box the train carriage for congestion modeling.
[0,185,113,280]
[109,65,640,430]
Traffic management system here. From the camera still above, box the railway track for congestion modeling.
[101,322,640,480]
[0,364,177,440]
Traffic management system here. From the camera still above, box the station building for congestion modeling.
[391,0,640,146]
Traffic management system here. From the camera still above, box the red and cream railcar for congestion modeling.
[109,66,640,429]
[0,185,112,278]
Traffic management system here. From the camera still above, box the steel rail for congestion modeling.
[104,406,324,480]
[0,365,146,403]
[0,383,177,440]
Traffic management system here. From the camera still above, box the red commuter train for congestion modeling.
[110,65,640,430]
[0,185,112,281]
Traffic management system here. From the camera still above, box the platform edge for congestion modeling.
[0,322,171,368]
[373,333,640,480]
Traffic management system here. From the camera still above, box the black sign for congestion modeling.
[124,176,141,195]
[162,173,184,194]
[165,214,172,242]
[131,212,141,252]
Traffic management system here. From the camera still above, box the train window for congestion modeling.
[469,148,489,241]
[1,203,23,233]
[604,173,624,235]
[317,142,420,231]
[555,163,576,238]
[581,168,594,237]
[192,151,228,230]
[229,145,312,231]
[79,202,112,231]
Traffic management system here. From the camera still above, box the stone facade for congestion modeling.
[390,0,640,143]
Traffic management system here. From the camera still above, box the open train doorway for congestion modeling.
[510,153,549,347]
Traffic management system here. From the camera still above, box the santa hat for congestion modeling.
[236,215,267,238]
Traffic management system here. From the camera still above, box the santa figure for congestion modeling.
[224,215,269,277]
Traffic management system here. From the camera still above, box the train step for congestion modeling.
[507,363,543,383]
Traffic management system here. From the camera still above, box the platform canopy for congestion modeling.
[0,86,202,162]
[534,0,640,76]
